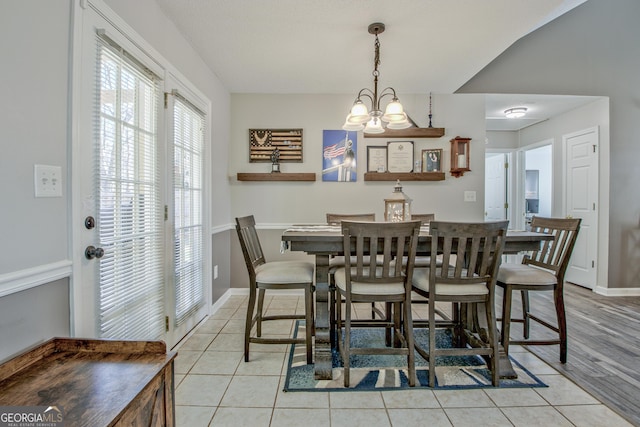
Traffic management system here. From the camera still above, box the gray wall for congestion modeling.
[458,0,638,289]
[0,0,232,361]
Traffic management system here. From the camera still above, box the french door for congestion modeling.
[72,3,207,346]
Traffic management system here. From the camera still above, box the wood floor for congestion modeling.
[499,282,640,426]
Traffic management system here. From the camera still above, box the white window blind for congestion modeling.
[96,34,165,340]
[172,94,205,326]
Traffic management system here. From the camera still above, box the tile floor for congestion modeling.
[173,293,633,427]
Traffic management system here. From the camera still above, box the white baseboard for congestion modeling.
[594,285,640,297]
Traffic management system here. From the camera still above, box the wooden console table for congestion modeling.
[0,338,176,427]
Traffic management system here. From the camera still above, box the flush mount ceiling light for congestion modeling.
[504,107,528,119]
[342,23,411,134]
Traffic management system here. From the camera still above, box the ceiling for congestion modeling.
[154,0,592,130]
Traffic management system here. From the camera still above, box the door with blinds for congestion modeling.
[74,6,207,347]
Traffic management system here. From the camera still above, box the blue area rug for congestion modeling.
[284,321,547,391]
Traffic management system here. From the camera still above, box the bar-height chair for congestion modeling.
[412,220,509,387]
[235,215,315,363]
[326,213,380,325]
[497,216,581,363]
[334,220,422,387]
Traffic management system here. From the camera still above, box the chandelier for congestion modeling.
[342,23,411,134]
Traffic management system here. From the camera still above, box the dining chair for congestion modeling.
[235,215,315,364]
[334,220,422,387]
[412,220,509,387]
[497,216,581,363]
[326,213,381,329]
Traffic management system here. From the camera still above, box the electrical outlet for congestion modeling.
[34,164,63,198]
[464,190,477,202]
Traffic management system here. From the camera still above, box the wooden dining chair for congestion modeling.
[412,220,509,387]
[235,215,315,364]
[326,213,381,329]
[497,216,581,363]
[334,220,422,387]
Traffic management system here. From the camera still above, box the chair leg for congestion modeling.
[500,285,513,357]
[554,286,568,363]
[521,290,531,339]
[244,285,258,362]
[304,285,314,364]
[403,300,416,387]
[343,295,351,387]
[428,298,437,388]
[485,299,500,386]
[256,288,266,337]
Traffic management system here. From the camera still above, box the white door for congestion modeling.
[72,7,208,345]
[485,153,507,221]
[564,127,599,289]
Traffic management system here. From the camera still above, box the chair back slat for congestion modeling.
[342,221,421,287]
[326,213,376,225]
[430,221,509,286]
[235,215,266,276]
[525,217,581,279]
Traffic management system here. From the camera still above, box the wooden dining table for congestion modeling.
[281,224,553,380]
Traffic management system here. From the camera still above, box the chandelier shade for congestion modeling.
[343,23,412,132]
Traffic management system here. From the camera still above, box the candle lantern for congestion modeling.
[384,180,412,222]
[450,136,471,177]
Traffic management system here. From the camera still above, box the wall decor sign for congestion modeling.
[422,148,443,172]
[367,146,387,172]
[249,128,303,162]
[322,130,357,182]
[387,141,414,172]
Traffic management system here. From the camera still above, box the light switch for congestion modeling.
[464,190,477,202]
[34,164,63,198]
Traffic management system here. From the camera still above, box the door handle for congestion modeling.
[85,245,105,260]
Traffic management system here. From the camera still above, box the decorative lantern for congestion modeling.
[384,180,412,222]
[450,136,471,177]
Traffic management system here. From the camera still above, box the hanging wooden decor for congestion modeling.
[249,128,303,162]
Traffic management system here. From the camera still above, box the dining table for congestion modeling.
[281,224,553,381]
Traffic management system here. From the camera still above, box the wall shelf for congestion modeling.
[364,127,445,138]
[364,172,445,182]
[237,172,316,182]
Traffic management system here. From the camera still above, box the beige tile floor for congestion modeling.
[173,293,633,427]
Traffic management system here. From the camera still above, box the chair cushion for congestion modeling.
[255,261,314,284]
[411,268,488,296]
[334,267,405,296]
[497,263,557,286]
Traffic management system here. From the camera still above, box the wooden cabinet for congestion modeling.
[0,338,176,427]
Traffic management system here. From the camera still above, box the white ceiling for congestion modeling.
[153,0,592,129]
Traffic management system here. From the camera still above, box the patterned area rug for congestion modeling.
[284,322,547,391]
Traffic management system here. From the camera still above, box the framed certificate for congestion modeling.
[387,141,414,173]
[367,146,387,172]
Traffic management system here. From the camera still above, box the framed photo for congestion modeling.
[322,130,357,182]
[387,141,414,173]
[422,149,443,172]
[367,146,387,172]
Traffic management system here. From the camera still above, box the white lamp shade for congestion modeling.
[342,119,365,131]
[364,117,384,134]
[384,99,404,115]
[348,101,370,123]
[386,117,411,129]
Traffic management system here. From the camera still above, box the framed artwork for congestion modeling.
[422,148,443,172]
[367,146,387,172]
[322,130,357,182]
[387,141,414,173]
[249,128,303,162]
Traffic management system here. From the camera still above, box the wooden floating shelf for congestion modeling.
[364,172,445,182]
[364,127,445,138]
[237,172,316,182]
